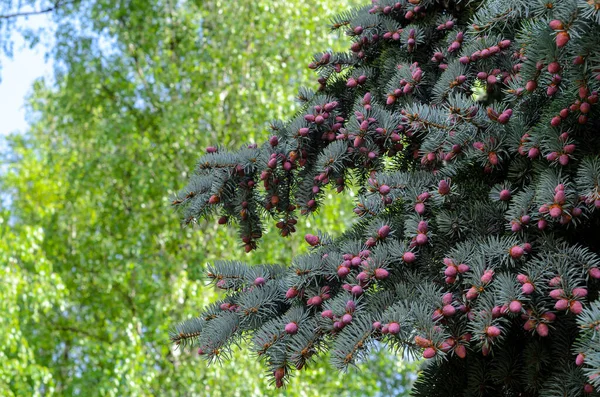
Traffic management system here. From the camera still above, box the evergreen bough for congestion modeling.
[170,0,600,395]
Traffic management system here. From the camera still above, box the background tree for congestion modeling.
[172,0,600,395]
[0,0,417,395]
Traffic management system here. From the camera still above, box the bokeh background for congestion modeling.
[0,1,418,395]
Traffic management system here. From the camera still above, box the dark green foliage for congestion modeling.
[172,0,600,394]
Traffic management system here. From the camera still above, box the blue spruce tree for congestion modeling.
[170,0,600,395]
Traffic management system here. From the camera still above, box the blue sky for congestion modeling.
[0,13,54,137]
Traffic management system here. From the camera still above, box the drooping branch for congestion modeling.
[0,0,69,20]
[53,324,110,343]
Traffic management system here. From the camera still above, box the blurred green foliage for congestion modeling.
[0,1,418,395]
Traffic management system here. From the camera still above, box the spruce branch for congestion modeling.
[169,0,600,392]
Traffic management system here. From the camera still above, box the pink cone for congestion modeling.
[415,202,425,214]
[517,274,528,283]
[457,264,470,273]
[423,347,436,359]
[414,336,431,348]
[379,185,391,195]
[510,246,524,259]
[442,293,453,305]
[445,266,457,277]
[536,323,549,337]
[555,299,569,311]
[466,287,479,300]
[378,225,391,238]
[455,344,467,358]
[572,287,588,298]
[549,206,562,218]
[492,306,502,318]
[509,300,522,313]
[285,322,299,335]
[337,266,350,278]
[522,283,535,295]
[375,268,390,280]
[351,285,363,296]
[481,270,494,284]
[570,300,583,314]
[438,180,450,195]
[388,322,400,335]
[443,304,456,317]
[305,234,320,246]
[416,233,428,245]
[541,312,556,322]
[486,326,501,337]
[499,189,511,201]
